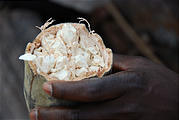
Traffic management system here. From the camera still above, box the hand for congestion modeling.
[30,54,178,120]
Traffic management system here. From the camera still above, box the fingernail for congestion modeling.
[43,82,52,96]
[30,108,38,120]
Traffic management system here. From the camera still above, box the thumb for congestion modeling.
[43,71,144,102]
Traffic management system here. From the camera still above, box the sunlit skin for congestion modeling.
[30,54,178,120]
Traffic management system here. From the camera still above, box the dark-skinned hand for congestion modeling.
[30,54,178,120]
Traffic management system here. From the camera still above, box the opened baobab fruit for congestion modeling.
[19,18,113,111]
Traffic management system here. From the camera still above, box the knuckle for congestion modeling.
[132,72,147,89]
[85,82,103,101]
[127,71,143,81]
[56,110,79,120]
[85,87,98,101]
[134,71,143,80]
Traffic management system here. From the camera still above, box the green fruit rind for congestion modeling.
[24,61,78,112]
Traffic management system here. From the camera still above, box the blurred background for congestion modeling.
[0,0,178,119]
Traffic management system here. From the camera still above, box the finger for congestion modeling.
[113,53,135,71]
[113,53,151,71]
[30,100,138,120]
[30,107,79,120]
[43,71,144,102]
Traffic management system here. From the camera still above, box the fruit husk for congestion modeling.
[23,20,112,112]
[24,61,79,112]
